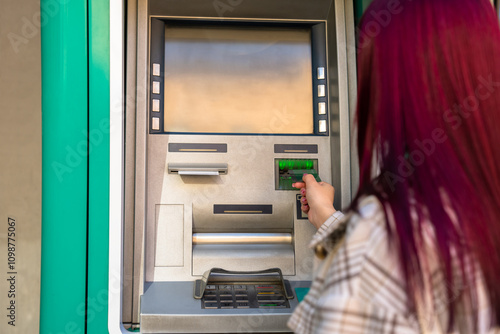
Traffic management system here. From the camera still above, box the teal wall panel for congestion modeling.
[87,0,110,332]
[40,0,88,333]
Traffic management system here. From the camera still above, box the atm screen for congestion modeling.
[162,23,314,134]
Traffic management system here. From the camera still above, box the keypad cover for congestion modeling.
[201,283,290,309]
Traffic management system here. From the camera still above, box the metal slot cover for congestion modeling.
[193,233,292,245]
[167,163,228,175]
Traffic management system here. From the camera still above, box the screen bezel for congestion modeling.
[149,18,329,136]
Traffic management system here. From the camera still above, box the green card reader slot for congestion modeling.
[275,159,320,190]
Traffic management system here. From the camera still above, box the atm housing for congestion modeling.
[122,0,355,332]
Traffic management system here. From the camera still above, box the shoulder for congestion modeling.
[346,195,387,241]
[325,195,410,314]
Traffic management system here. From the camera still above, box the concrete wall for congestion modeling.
[0,1,42,332]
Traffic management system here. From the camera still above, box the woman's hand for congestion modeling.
[293,173,336,230]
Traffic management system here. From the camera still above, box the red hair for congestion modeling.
[353,0,500,330]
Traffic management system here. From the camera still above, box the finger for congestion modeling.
[301,204,310,213]
[292,182,306,189]
[300,196,308,205]
[302,173,318,184]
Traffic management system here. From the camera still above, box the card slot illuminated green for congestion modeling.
[275,158,320,190]
[285,169,321,182]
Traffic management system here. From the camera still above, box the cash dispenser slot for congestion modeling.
[192,204,295,275]
[168,163,228,176]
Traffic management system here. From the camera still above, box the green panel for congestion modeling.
[40,0,88,333]
[276,159,320,190]
[87,0,110,332]
[294,288,310,303]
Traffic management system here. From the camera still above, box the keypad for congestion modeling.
[201,283,289,309]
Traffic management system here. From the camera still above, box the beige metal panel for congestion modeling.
[192,233,292,245]
[127,0,358,330]
[192,203,293,231]
[122,0,139,326]
[344,0,360,200]
[332,0,355,208]
[0,1,41,333]
[131,0,149,326]
[149,0,333,20]
[192,244,296,276]
[145,134,331,282]
[155,204,184,267]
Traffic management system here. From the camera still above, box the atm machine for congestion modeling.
[109,0,357,332]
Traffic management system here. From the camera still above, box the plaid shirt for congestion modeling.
[288,196,498,334]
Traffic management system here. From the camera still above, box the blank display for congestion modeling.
[163,24,314,134]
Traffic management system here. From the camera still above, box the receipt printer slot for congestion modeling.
[168,163,228,176]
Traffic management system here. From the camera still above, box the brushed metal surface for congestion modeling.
[193,201,293,232]
[124,0,358,331]
[131,0,149,325]
[334,0,354,208]
[168,163,228,175]
[146,135,331,282]
[140,281,313,333]
[192,233,292,245]
[344,0,360,198]
[122,0,138,324]
[155,204,184,267]
[192,244,295,276]
[149,0,333,20]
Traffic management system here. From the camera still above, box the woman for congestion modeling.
[288,0,500,333]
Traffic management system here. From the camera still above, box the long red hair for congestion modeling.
[353,0,500,330]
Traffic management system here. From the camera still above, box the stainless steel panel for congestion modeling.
[168,163,228,175]
[131,0,149,325]
[150,0,333,21]
[126,0,358,330]
[155,204,184,267]
[193,233,292,245]
[146,135,330,282]
[192,244,295,276]
[122,0,139,325]
[344,0,360,197]
[327,0,344,210]
[193,203,293,232]
[334,0,355,208]
[141,281,310,333]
